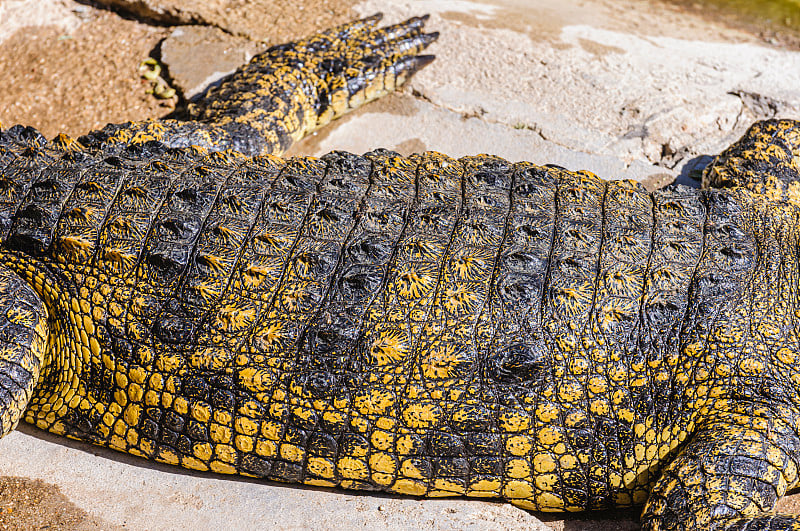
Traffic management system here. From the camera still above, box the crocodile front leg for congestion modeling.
[79,14,438,158]
[0,265,49,437]
[641,408,800,531]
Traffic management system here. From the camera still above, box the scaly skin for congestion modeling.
[1,14,800,531]
[79,14,437,157]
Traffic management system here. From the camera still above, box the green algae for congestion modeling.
[706,0,799,29]
[665,0,800,40]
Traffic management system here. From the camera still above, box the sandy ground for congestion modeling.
[0,0,799,529]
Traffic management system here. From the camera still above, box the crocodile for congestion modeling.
[1,12,800,531]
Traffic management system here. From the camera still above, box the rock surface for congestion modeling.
[293,0,800,183]
[90,0,353,42]
[0,1,174,138]
[0,426,552,531]
[160,25,263,99]
[0,0,82,43]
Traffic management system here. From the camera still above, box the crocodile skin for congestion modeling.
[1,13,800,531]
[79,14,437,157]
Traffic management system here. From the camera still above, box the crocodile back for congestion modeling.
[0,126,779,510]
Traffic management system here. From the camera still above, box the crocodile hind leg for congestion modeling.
[640,410,800,530]
[0,266,48,437]
[702,119,800,204]
[80,14,438,157]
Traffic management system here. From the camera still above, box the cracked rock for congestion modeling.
[730,89,791,119]
[91,0,352,42]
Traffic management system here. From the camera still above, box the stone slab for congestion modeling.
[160,25,262,99]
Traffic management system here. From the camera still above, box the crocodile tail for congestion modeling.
[703,119,800,205]
[0,266,49,438]
[185,13,438,155]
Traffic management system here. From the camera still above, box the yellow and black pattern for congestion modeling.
[2,12,800,531]
[704,119,800,205]
[0,266,48,437]
[0,118,800,530]
[79,14,437,158]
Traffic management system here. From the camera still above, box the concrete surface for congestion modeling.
[1,0,800,529]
